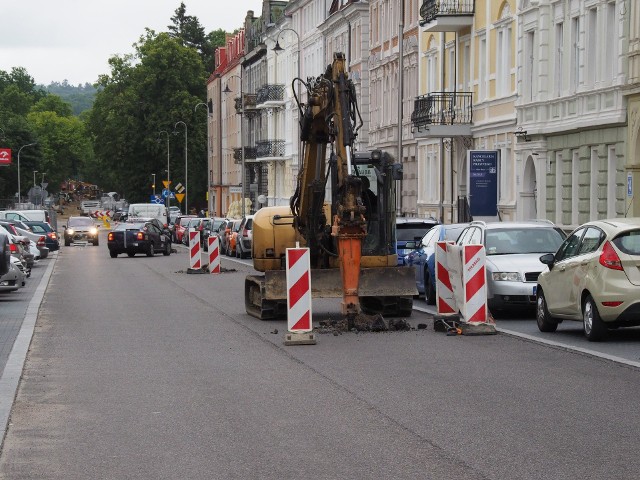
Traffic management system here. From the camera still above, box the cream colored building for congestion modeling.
[623,0,640,217]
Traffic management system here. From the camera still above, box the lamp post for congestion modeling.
[152,173,156,197]
[158,130,170,209]
[174,121,188,214]
[41,172,46,207]
[223,72,245,218]
[195,102,211,215]
[33,170,38,207]
[273,28,302,169]
[17,142,37,205]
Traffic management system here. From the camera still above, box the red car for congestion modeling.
[173,215,197,244]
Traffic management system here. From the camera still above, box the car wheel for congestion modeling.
[64,238,70,247]
[93,238,99,246]
[424,271,436,306]
[236,244,241,258]
[583,294,607,341]
[536,289,558,333]
[109,250,118,258]
[163,241,171,256]
[146,242,154,257]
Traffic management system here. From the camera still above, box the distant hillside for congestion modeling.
[43,81,98,115]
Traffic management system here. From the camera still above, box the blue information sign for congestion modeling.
[468,150,499,217]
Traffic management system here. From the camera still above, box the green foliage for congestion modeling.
[31,95,74,117]
[44,81,97,116]
[88,30,209,205]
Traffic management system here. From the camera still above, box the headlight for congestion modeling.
[89,228,98,235]
[67,229,74,235]
[491,272,522,282]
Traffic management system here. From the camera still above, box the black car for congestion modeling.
[24,221,60,251]
[107,219,171,258]
[395,217,439,265]
[64,216,99,246]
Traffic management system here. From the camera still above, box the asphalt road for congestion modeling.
[0,239,639,479]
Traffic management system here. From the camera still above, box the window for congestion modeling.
[570,17,580,90]
[586,8,597,86]
[479,35,487,100]
[604,2,616,82]
[523,31,535,101]
[556,228,585,261]
[577,227,604,255]
[554,22,564,97]
[496,22,512,97]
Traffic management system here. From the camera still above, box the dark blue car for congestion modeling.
[395,217,439,265]
[405,223,469,304]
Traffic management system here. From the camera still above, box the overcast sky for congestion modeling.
[0,0,262,86]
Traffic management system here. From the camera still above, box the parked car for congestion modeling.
[182,217,206,246]
[218,219,237,256]
[202,217,227,251]
[173,215,197,244]
[537,218,640,341]
[405,223,470,304]
[235,215,254,259]
[64,216,99,246]
[0,224,33,275]
[111,210,129,223]
[0,256,27,292]
[168,206,182,222]
[226,219,243,257]
[395,217,439,265]
[456,220,566,311]
[24,221,60,252]
[107,219,171,258]
[12,224,49,260]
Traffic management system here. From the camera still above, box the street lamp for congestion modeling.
[273,28,302,169]
[158,130,170,209]
[152,173,156,197]
[223,72,245,218]
[195,102,211,215]
[17,142,37,205]
[174,121,188,214]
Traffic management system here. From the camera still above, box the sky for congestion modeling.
[0,0,263,86]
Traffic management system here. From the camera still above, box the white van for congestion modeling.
[127,203,169,227]
[0,209,51,224]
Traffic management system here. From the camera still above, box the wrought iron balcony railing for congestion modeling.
[420,0,475,26]
[256,140,286,158]
[234,94,258,114]
[411,92,473,131]
[256,84,285,105]
[233,146,258,163]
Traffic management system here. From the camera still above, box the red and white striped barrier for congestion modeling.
[189,231,201,270]
[208,236,220,274]
[286,247,312,333]
[435,241,457,314]
[461,245,488,323]
[90,210,112,218]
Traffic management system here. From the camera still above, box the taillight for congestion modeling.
[48,232,57,239]
[599,241,623,271]
[9,243,17,253]
[108,233,114,241]
[137,232,145,240]
[38,236,46,247]
[243,228,249,237]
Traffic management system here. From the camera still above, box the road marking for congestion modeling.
[414,305,640,369]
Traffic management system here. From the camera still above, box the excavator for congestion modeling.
[245,52,417,325]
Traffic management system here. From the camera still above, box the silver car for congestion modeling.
[0,256,27,292]
[456,220,566,311]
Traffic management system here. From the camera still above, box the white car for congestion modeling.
[0,256,27,292]
[456,221,566,311]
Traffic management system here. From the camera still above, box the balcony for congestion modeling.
[411,92,473,138]
[233,146,258,164]
[419,0,475,32]
[256,84,286,109]
[256,140,286,160]
[234,94,260,117]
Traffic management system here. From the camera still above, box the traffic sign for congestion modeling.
[162,188,170,198]
[150,195,163,204]
[163,180,171,188]
[175,182,185,194]
[175,193,185,203]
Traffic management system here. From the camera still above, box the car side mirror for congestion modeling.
[539,253,555,268]
[405,241,417,250]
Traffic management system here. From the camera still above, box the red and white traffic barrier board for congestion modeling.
[90,210,112,218]
[208,236,220,274]
[435,241,457,314]
[189,231,201,270]
[461,244,488,324]
[286,247,312,333]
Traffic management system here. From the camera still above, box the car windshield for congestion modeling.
[397,225,434,241]
[68,218,95,227]
[115,222,144,231]
[485,227,565,255]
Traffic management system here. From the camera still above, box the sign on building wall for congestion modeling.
[467,150,499,217]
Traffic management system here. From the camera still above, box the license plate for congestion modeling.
[532,285,537,295]
[133,242,138,246]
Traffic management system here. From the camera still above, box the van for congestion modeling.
[127,203,169,227]
[0,209,50,224]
